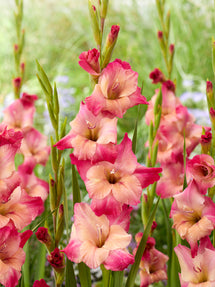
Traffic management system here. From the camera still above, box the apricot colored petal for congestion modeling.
[115,134,137,173]
[104,225,131,250]
[135,166,162,188]
[0,260,21,287]
[104,249,134,271]
[63,239,82,264]
[86,165,113,199]
[85,85,106,116]
[112,175,142,205]
[74,203,109,244]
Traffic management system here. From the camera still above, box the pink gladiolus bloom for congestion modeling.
[91,195,132,232]
[3,93,38,130]
[79,48,100,76]
[175,237,215,286]
[20,127,50,168]
[156,105,205,164]
[0,222,32,287]
[133,234,168,287]
[0,125,23,202]
[0,186,44,230]
[145,81,180,126]
[156,154,188,198]
[170,180,215,257]
[76,134,161,205]
[33,279,50,287]
[187,154,215,194]
[63,202,134,270]
[85,59,148,118]
[18,164,49,201]
[0,124,23,179]
[55,102,117,161]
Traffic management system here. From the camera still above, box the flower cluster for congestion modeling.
[146,68,215,285]
[0,93,50,286]
[55,48,162,272]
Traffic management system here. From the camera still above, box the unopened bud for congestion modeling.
[169,44,174,54]
[88,2,101,48]
[79,48,100,76]
[14,44,19,53]
[149,68,165,84]
[33,279,49,287]
[13,77,22,98]
[157,30,163,40]
[47,247,65,273]
[35,227,54,252]
[201,130,212,154]
[162,80,175,93]
[102,25,120,69]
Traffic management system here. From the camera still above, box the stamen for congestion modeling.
[86,120,96,130]
[96,224,103,247]
[193,266,202,273]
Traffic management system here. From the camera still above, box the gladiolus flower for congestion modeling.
[73,134,161,205]
[0,186,44,230]
[3,93,38,130]
[0,222,32,287]
[133,234,168,287]
[170,180,215,257]
[79,48,100,76]
[187,154,215,193]
[20,127,50,168]
[175,236,215,286]
[55,102,117,161]
[63,203,134,270]
[85,59,148,118]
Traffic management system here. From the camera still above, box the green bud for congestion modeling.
[151,140,159,167]
[101,25,120,69]
[88,1,101,48]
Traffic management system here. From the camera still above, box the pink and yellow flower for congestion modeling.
[133,234,168,287]
[175,236,215,286]
[170,180,215,256]
[3,93,38,130]
[73,134,161,205]
[187,154,215,194]
[85,59,148,118]
[55,102,117,161]
[63,202,134,270]
[0,186,44,230]
[0,222,32,287]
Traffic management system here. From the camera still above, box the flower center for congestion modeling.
[96,224,105,248]
[200,166,208,176]
[106,168,120,184]
[108,81,120,99]
[85,120,98,141]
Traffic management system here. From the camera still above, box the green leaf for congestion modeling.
[34,243,46,281]
[125,197,160,287]
[65,257,77,287]
[112,271,124,287]
[72,165,81,207]
[22,240,30,287]
[36,60,53,101]
[78,262,92,287]
[60,117,68,139]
